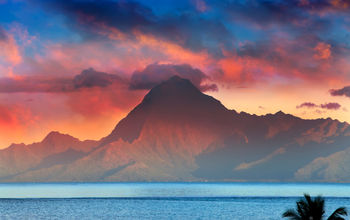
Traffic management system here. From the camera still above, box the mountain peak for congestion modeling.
[164,75,194,85]
[275,110,285,116]
[167,75,183,81]
[42,131,77,143]
[103,75,229,144]
[141,75,202,103]
[45,131,64,138]
[157,75,198,91]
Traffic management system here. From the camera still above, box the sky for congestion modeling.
[0,0,350,148]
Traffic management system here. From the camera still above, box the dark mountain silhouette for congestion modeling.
[102,75,234,144]
[0,76,349,182]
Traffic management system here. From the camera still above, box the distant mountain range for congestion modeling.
[1,76,350,182]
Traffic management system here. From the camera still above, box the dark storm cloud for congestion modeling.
[34,0,233,56]
[330,86,350,98]
[129,63,218,92]
[30,0,350,60]
[210,0,343,29]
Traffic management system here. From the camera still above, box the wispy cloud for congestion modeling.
[297,102,341,110]
[297,102,318,109]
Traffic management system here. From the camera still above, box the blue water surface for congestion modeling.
[1,182,350,219]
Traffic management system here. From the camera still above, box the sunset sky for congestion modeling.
[0,0,350,148]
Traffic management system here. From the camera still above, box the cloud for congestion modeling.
[0,76,70,93]
[14,29,212,81]
[320,102,341,110]
[0,68,126,93]
[0,26,22,69]
[330,86,350,98]
[0,26,8,41]
[37,0,233,55]
[314,42,332,60]
[297,102,341,110]
[61,70,142,118]
[25,0,350,87]
[73,68,125,89]
[129,63,217,92]
[297,102,318,109]
[0,64,217,94]
[211,0,347,30]
[214,30,350,86]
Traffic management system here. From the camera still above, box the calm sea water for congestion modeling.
[1,183,350,219]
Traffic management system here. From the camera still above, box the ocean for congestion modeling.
[0,182,350,219]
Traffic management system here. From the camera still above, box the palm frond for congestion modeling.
[327,207,348,220]
[282,209,302,220]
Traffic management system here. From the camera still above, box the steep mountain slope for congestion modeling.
[102,75,236,145]
[1,76,350,182]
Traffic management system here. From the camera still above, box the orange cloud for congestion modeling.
[314,42,332,60]
[97,25,211,70]
[23,26,211,80]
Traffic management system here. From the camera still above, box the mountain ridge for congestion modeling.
[1,76,350,182]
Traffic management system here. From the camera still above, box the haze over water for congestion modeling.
[1,183,350,219]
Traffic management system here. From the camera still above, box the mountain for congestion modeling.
[295,144,350,182]
[0,132,98,181]
[1,75,350,182]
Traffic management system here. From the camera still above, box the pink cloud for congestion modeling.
[314,42,332,60]
[0,27,22,77]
